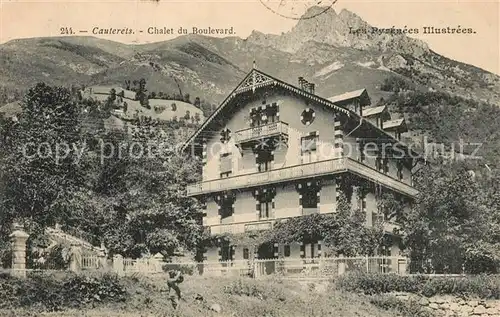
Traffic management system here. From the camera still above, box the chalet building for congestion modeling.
[182,68,418,266]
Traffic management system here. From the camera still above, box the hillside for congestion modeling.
[0,7,498,110]
[84,85,205,123]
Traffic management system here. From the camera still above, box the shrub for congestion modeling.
[223,279,286,301]
[336,273,500,299]
[336,273,425,295]
[420,275,500,299]
[370,295,433,317]
[0,272,128,312]
[162,263,196,275]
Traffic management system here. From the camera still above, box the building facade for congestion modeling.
[182,69,418,266]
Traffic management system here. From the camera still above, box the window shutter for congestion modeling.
[220,154,232,174]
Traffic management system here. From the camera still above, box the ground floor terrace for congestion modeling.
[199,233,406,277]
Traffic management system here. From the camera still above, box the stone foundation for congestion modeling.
[392,293,500,317]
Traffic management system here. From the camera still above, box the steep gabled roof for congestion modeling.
[363,105,387,117]
[327,88,371,106]
[181,69,358,151]
[383,118,407,132]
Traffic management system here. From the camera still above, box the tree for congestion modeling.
[404,163,500,273]
[93,121,203,257]
[0,83,87,231]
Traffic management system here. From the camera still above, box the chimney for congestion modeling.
[298,77,305,90]
[309,83,315,95]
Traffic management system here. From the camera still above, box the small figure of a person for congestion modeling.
[166,269,183,309]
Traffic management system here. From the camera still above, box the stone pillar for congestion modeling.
[69,243,82,273]
[153,253,164,273]
[113,254,124,276]
[97,247,107,270]
[9,224,29,278]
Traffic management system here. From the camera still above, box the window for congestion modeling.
[220,243,233,262]
[257,196,272,219]
[220,153,232,178]
[243,248,249,260]
[256,149,273,172]
[301,108,315,125]
[220,203,233,220]
[301,133,318,154]
[302,189,318,209]
[284,245,291,257]
[266,103,279,123]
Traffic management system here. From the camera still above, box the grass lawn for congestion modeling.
[0,274,400,317]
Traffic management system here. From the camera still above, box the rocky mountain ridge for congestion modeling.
[0,7,498,109]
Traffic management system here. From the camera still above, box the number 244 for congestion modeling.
[60,27,75,35]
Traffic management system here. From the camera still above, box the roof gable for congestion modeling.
[363,105,387,117]
[383,118,407,131]
[327,88,371,106]
[181,69,359,151]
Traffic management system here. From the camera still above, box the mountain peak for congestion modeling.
[247,7,430,56]
[301,6,337,19]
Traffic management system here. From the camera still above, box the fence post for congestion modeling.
[366,255,369,273]
[113,254,124,276]
[9,223,29,278]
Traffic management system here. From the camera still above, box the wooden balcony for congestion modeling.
[186,157,418,198]
[187,158,347,196]
[210,220,274,235]
[207,218,399,237]
[234,121,288,144]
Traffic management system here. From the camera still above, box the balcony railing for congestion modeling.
[187,157,418,197]
[207,218,399,237]
[187,158,347,195]
[210,220,274,235]
[345,159,418,197]
[233,121,288,144]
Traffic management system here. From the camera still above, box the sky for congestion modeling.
[0,0,499,75]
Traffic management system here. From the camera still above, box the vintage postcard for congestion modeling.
[0,0,499,316]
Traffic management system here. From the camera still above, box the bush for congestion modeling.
[370,295,433,317]
[420,275,500,299]
[223,279,286,301]
[336,273,500,299]
[336,273,425,295]
[0,272,128,312]
[162,263,196,275]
